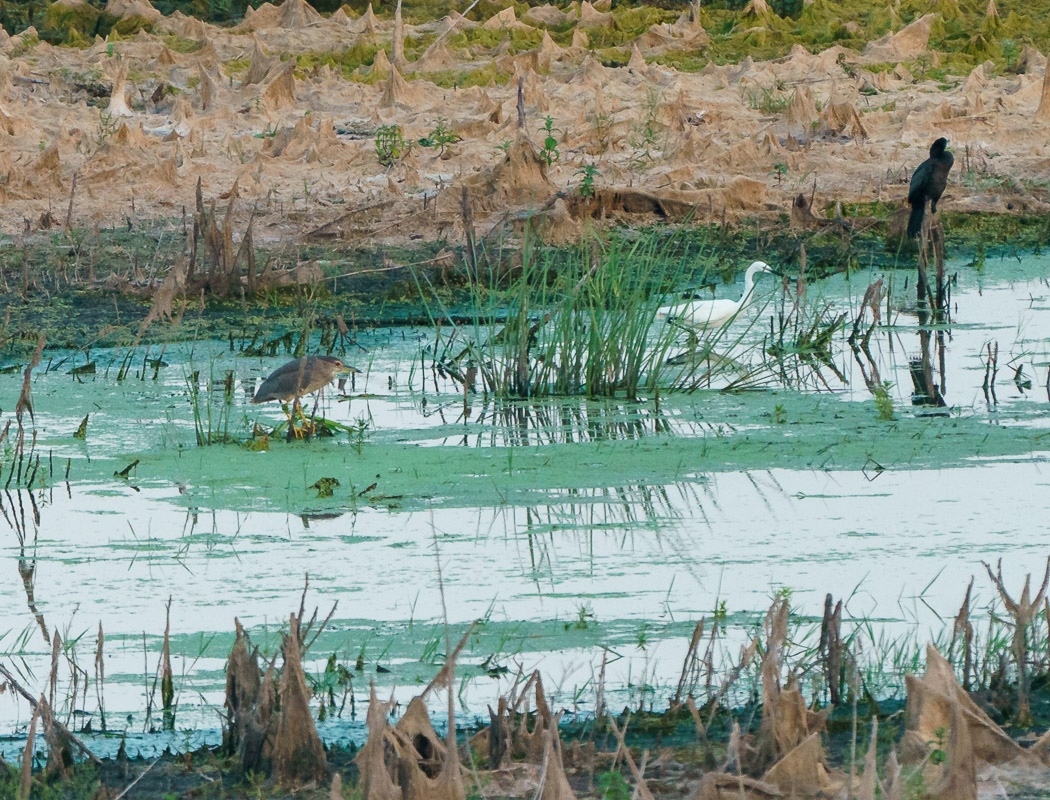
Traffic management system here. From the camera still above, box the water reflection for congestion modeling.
[1,488,50,645]
[909,329,947,408]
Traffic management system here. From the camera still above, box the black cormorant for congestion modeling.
[907,137,954,238]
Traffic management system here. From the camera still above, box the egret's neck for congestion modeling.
[740,265,765,306]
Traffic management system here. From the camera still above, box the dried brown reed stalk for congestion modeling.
[687,637,760,769]
[134,257,186,345]
[517,76,526,129]
[391,0,405,66]
[950,578,974,691]
[18,701,39,800]
[190,177,260,296]
[535,725,577,800]
[742,599,838,795]
[672,619,704,707]
[856,717,878,800]
[755,598,789,768]
[47,632,60,712]
[607,713,655,800]
[94,623,106,731]
[272,614,328,787]
[223,619,264,760]
[357,639,475,800]
[692,772,780,799]
[40,698,73,780]
[419,624,475,701]
[0,663,99,765]
[820,593,844,706]
[1037,56,1050,122]
[357,682,401,800]
[885,749,902,800]
[14,334,45,428]
[982,557,1050,726]
[161,597,175,731]
[848,278,884,347]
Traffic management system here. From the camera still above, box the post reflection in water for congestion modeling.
[910,328,948,409]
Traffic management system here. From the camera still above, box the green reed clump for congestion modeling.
[186,365,238,446]
[435,230,718,400]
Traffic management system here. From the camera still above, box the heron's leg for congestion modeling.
[307,390,322,434]
[290,398,307,439]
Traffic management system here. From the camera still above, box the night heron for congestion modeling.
[252,356,358,434]
[656,261,774,329]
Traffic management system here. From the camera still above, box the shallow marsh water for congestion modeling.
[1,252,1049,757]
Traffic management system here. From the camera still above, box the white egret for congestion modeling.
[656,261,774,329]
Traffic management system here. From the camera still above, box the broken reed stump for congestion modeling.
[222,615,325,782]
[272,614,328,786]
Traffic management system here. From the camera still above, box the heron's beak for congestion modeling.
[342,366,361,374]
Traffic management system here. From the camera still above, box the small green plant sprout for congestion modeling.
[929,726,947,765]
[97,110,120,144]
[636,622,649,650]
[539,115,560,166]
[566,603,596,630]
[375,124,406,167]
[597,771,631,800]
[628,87,662,167]
[575,163,599,197]
[873,381,894,420]
[770,161,788,187]
[1001,39,1019,70]
[349,417,369,454]
[496,139,512,154]
[915,52,931,80]
[713,598,728,632]
[746,86,791,115]
[417,116,461,156]
[773,403,787,424]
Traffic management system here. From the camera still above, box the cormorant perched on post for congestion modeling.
[907,137,954,238]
